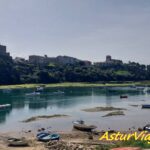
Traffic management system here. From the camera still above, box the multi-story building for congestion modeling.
[105,55,122,64]
[94,55,123,66]
[0,45,12,60]
[28,55,91,66]
[14,57,26,63]
[55,56,80,65]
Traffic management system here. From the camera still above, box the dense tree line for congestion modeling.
[0,56,20,84]
[0,57,150,85]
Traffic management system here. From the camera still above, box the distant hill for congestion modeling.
[0,44,150,85]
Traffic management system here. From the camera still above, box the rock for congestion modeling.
[78,145,84,149]
[38,129,41,132]
[108,130,116,133]
[138,127,143,131]
[92,130,100,135]
[88,134,93,140]
[41,128,45,131]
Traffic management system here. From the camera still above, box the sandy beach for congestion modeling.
[0,129,114,150]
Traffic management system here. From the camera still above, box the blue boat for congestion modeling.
[36,132,50,139]
[143,124,150,132]
[37,132,60,142]
[142,104,150,109]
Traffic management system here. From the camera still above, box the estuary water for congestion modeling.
[0,87,150,132]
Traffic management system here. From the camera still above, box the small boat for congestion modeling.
[37,132,60,142]
[52,90,65,95]
[26,92,40,96]
[142,104,150,109]
[143,124,150,132]
[136,87,145,90]
[120,95,128,99]
[0,104,11,109]
[35,86,44,92]
[7,138,29,147]
[37,132,50,138]
[73,120,97,132]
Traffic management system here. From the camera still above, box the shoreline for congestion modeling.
[0,81,150,89]
[0,129,114,150]
[0,82,150,149]
[0,128,150,150]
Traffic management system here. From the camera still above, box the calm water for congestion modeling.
[0,87,150,132]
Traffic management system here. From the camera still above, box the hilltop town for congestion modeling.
[0,44,122,66]
[0,44,150,85]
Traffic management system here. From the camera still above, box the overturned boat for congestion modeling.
[73,120,97,132]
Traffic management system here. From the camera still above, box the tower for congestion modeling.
[106,55,111,62]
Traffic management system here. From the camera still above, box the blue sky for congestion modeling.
[0,0,150,64]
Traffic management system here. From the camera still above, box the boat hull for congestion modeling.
[37,132,60,142]
[73,124,97,132]
[142,105,150,109]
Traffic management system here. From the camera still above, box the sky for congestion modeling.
[0,0,150,64]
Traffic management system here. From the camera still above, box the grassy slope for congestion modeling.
[0,81,150,89]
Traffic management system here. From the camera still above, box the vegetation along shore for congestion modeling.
[0,81,150,89]
[1,45,150,86]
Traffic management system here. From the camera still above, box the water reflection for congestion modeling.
[0,108,12,124]
[0,87,148,126]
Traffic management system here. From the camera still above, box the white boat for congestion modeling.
[0,104,11,109]
[73,120,97,132]
[36,86,44,92]
[26,92,41,96]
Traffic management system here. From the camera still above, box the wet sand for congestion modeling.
[82,106,127,112]
[22,114,69,123]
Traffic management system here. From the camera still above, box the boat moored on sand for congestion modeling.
[7,138,29,147]
[37,132,60,142]
[73,120,97,132]
[143,124,150,132]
